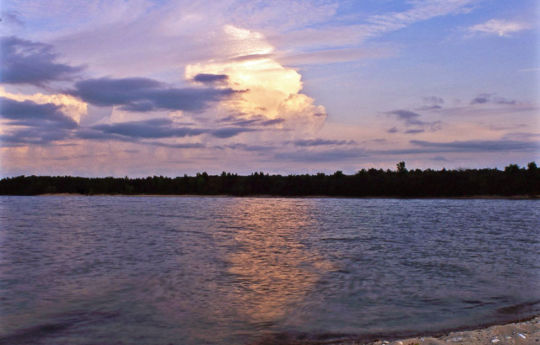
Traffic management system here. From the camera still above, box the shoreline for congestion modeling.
[256,316,540,345]
[3,193,539,199]
[356,316,540,345]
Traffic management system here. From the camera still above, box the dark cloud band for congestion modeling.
[0,36,83,85]
[72,77,237,112]
[193,74,228,83]
[81,118,255,141]
[0,97,77,129]
[293,139,356,147]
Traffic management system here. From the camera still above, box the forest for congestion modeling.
[0,162,538,197]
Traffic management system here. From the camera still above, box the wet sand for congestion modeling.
[342,317,540,345]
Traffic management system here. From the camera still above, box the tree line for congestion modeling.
[0,162,538,197]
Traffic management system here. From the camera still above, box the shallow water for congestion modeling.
[0,196,538,345]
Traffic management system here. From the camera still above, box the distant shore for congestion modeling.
[18,193,540,199]
[1,167,538,197]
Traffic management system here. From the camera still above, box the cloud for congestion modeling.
[405,129,425,134]
[218,115,286,128]
[76,128,130,141]
[468,19,531,37]
[0,127,72,147]
[0,87,87,123]
[279,0,476,50]
[1,10,24,27]
[4,0,478,81]
[502,132,540,141]
[417,96,445,110]
[470,94,489,104]
[470,93,517,105]
[0,36,82,85]
[90,118,205,139]
[292,139,356,147]
[149,141,206,149]
[0,97,77,129]
[389,110,423,123]
[3,1,536,174]
[279,46,395,65]
[218,116,260,127]
[211,127,256,138]
[185,25,327,131]
[229,0,338,32]
[261,118,285,126]
[366,0,476,33]
[387,109,441,132]
[221,143,275,152]
[423,96,445,105]
[72,77,237,113]
[409,139,538,152]
[80,118,256,142]
[0,97,78,146]
[2,0,152,35]
[371,139,539,155]
[193,73,228,84]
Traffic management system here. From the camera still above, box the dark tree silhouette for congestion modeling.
[0,162,538,197]
[396,161,407,174]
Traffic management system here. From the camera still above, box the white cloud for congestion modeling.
[185,25,327,132]
[468,19,531,37]
[10,0,480,77]
[3,0,153,38]
[275,0,478,49]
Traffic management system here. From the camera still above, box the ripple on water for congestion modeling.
[0,196,538,345]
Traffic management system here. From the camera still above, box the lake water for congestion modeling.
[0,196,538,345]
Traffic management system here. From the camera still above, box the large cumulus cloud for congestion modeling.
[185,25,327,132]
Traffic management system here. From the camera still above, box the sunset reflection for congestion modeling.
[221,198,332,324]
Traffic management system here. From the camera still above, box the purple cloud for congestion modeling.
[0,97,77,129]
[293,139,356,147]
[0,36,83,85]
[193,73,228,83]
[72,77,237,112]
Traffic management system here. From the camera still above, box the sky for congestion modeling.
[0,0,538,177]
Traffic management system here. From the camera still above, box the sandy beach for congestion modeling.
[343,317,540,345]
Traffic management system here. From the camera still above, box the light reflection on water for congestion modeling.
[222,200,332,325]
[0,196,538,345]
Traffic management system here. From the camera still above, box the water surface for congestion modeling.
[0,196,538,344]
